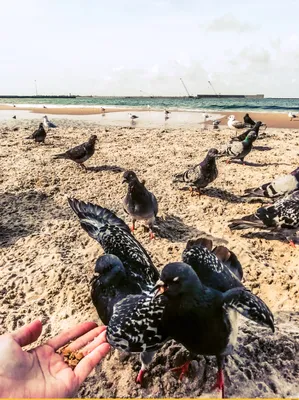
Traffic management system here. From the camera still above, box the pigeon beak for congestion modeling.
[122,179,127,184]
[151,279,166,298]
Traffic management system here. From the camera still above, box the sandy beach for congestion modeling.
[1,118,299,397]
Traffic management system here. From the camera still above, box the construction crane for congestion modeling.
[208,80,219,97]
[180,78,192,97]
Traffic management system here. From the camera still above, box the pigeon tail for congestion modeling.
[228,214,265,230]
[53,152,68,159]
[223,287,275,332]
[68,198,131,237]
[172,172,185,183]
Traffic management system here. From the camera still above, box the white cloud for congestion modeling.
[206,14,258,33]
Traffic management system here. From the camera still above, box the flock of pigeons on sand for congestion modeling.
[21,110,299,398]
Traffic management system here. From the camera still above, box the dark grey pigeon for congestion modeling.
[68,198,162,383]
[53,134,97,169]
[122,170,158,238]
[25,123,47,143]
[229,190,299,245]
[218,131,257,164]
[172,148,219,195]
[231,121,262,142]
[243,167,299,199]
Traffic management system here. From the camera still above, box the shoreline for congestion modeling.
[1,104,299,128]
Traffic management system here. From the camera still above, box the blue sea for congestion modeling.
[1,96,299,113]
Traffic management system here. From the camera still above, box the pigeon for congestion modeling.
[182,239,244,293]
[172,148,219,195]
[213,120,220,129]
[53,135,97,169]
[43,115,57,129]
[243,167,299,199]
[227,115,246,130]
[12,115,16,119]
[123,170,158,238]
[152,263,274,398]
[101,107,106,116]
[243,113,256,127]
[68,198,161,382]
[165,110,171,115]
[25,123,47,143]
[231,121,262,142]
[288,112,298,121]
[228,191,299,245]
[43,105,47,109]
[218,131,257,164]
[108,261,274,397]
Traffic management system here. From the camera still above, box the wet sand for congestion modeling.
[0,118,299,397]
[1,104,299,128]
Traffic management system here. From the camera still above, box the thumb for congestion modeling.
[12,320,43,347]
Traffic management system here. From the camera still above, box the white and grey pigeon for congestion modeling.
[172,148,219,195]
[218,131,257,164]
[43,115,57,129]
[122,171,158,238]
[68,198,163,384]
[243,167,299,199]
[229,191,299,245]
[227,115,246,130]
[288,112,298,121]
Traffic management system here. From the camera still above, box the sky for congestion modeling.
[1,0,299,97]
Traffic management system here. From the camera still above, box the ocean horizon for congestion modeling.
[1,96,299,113]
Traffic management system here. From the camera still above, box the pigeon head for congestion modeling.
[89,135,98,143]
[255,121,262,128]
[244,113,249,117]
[207,148,219,158]
[93,254,126,287]
[44,115,48,119]
[122,170,138,184]
[39,123,44,128]
[228,115,235,120]
[153,262,200,298]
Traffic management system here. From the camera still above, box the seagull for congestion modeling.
[243,167,299,199]
[165,110,170,115]
[43,105,47,109]
[25,123,46,143]
[218,131,257,164]
[231,121,263,142]
[227,115,246,130]
[101,107,106,116]
[172,148,219,195]
[43,115,57,129]
[68,198,161,383]
[53,135,97,169]
[243,113,256,127]
[13,104,16,108]
[129,113,139,123]
[229,190,299,246]
[122,170,158,238]
[288,112,298,121]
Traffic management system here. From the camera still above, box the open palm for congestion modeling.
[0,320,110,398]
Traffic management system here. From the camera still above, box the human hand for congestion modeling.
[0,320,110,398]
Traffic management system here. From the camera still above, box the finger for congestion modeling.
[47,322,98,351]
[79,329,107,356]
[12,319,43,347]
[67,326,107,353]
[74,342,111,385]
